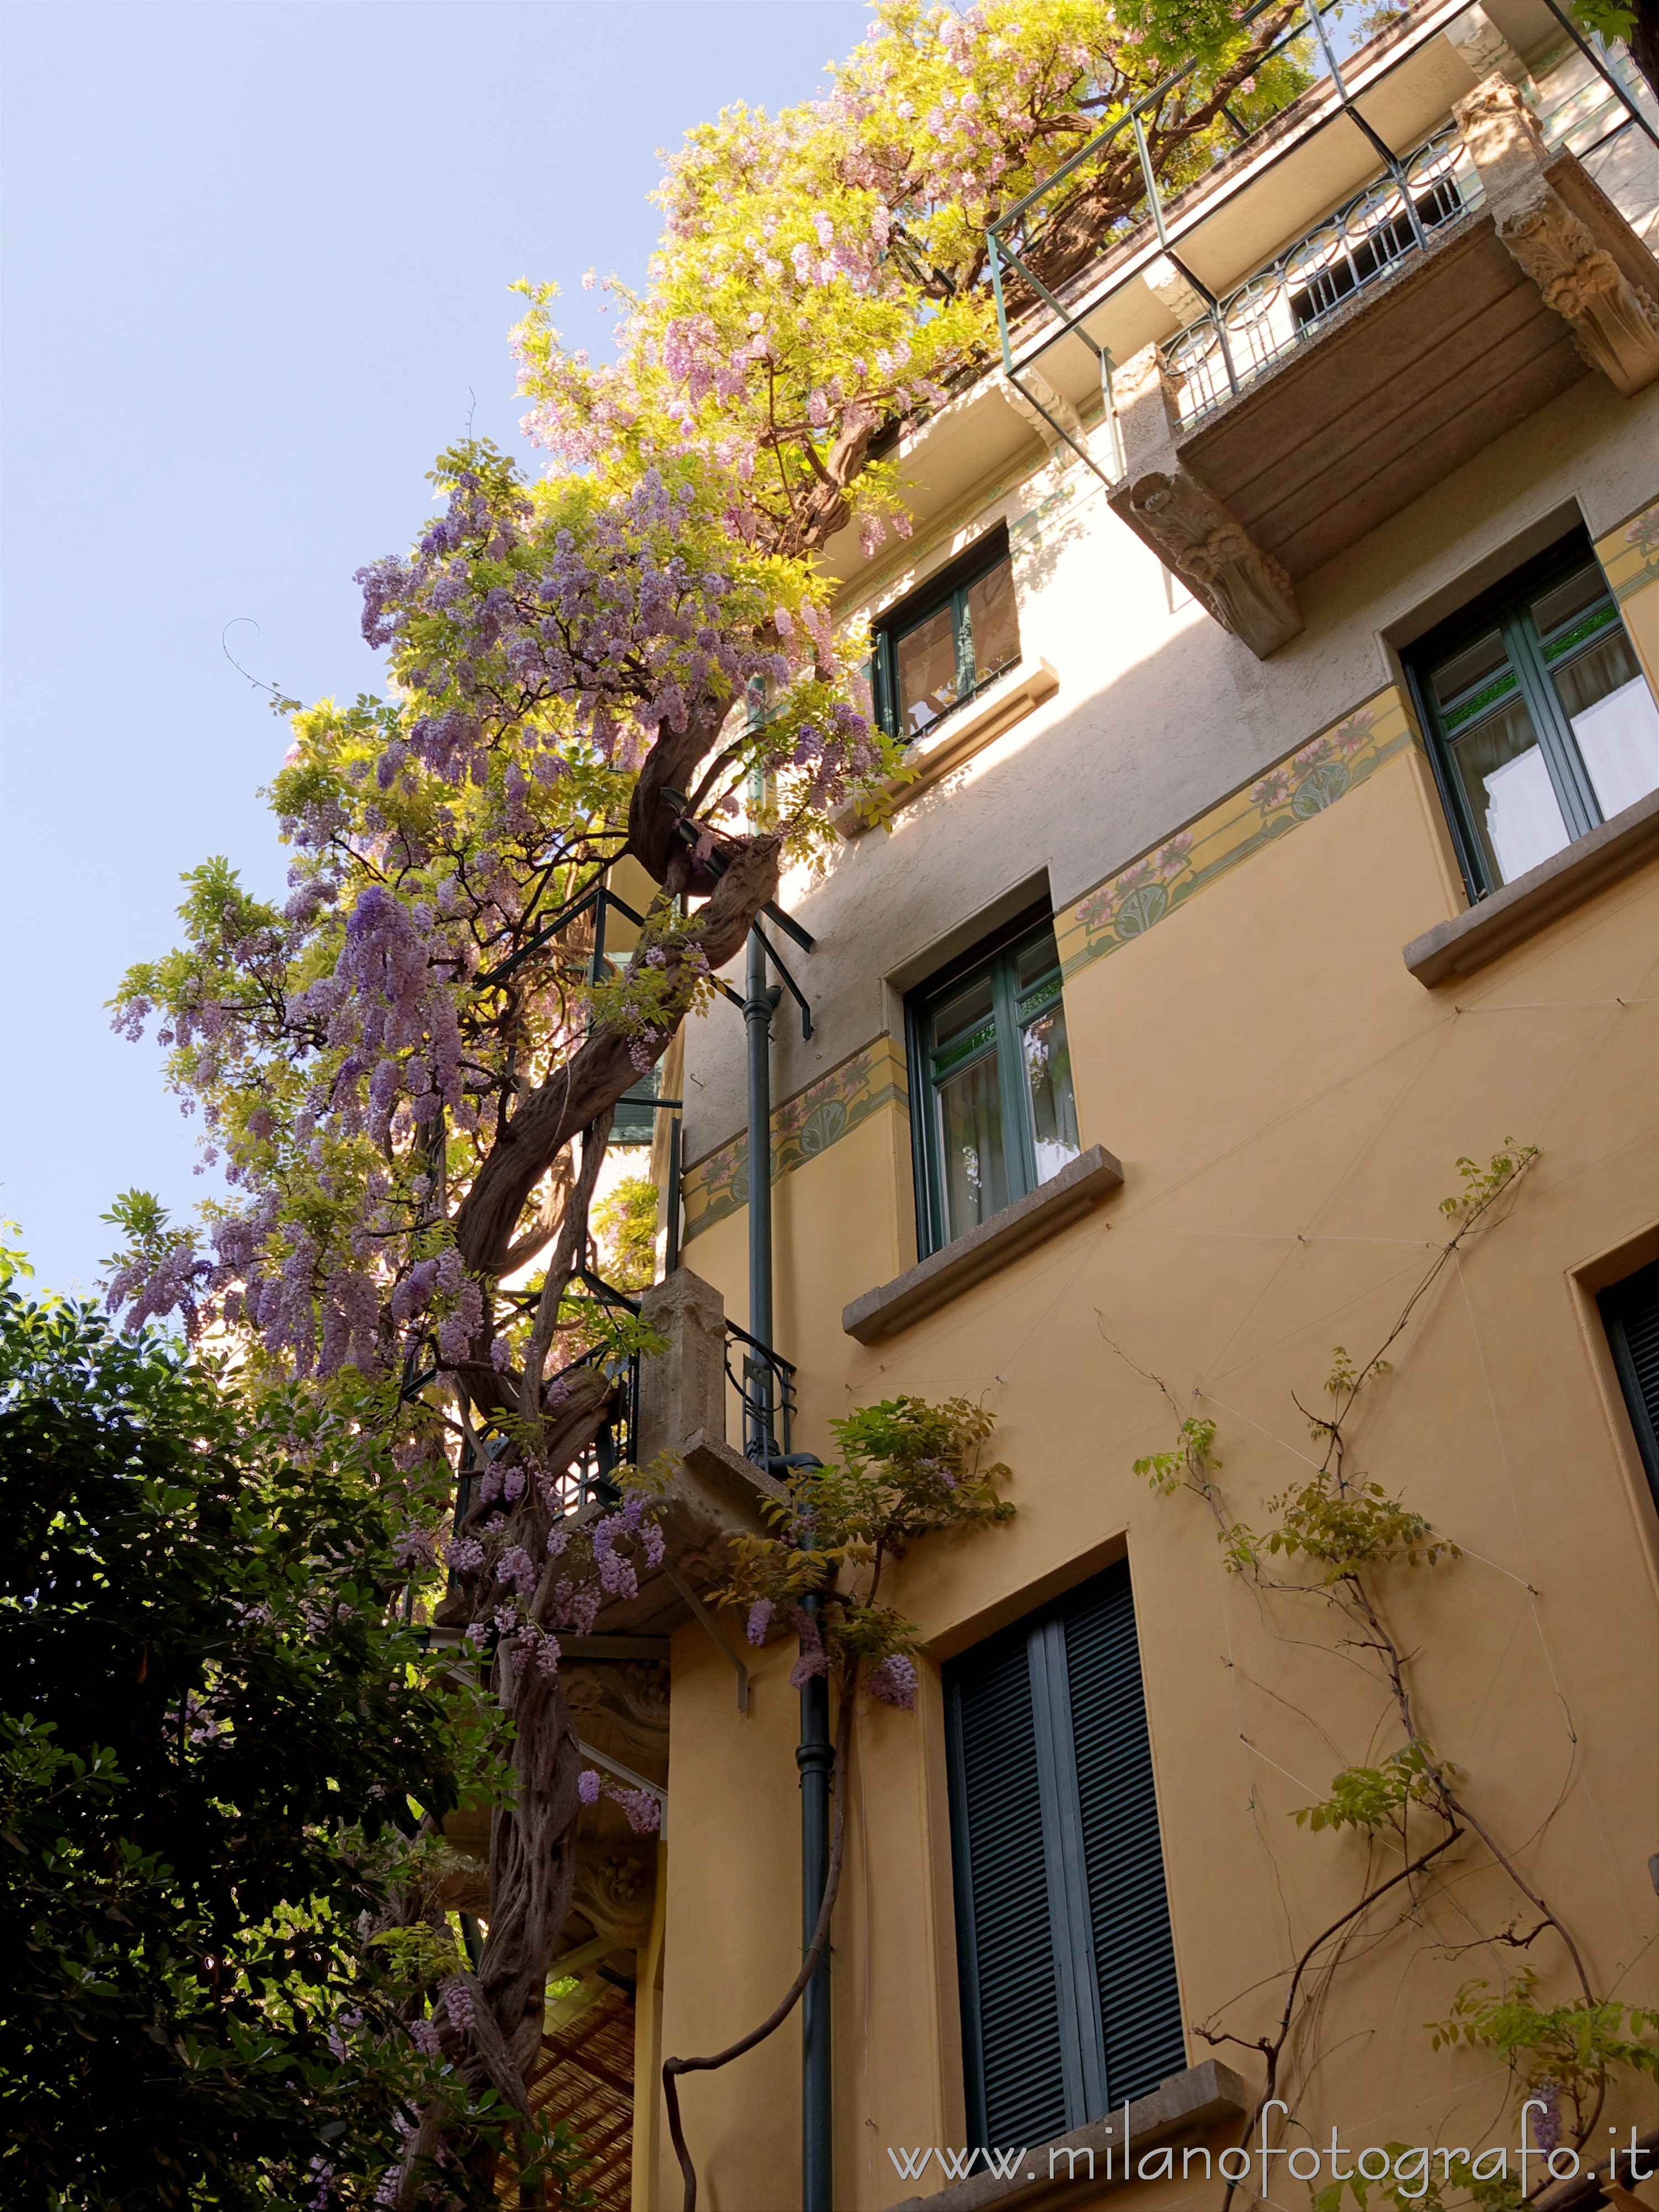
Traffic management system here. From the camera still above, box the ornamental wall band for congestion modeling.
[682,497,1659,1236]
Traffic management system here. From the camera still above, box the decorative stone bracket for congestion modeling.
[1496,185,1659,393]
[1458,73,1659,396]
[1106,340,1304,659]
[1002,366,1087,451]
[1112,464,1305,656]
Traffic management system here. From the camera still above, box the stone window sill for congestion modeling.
[843,1145,1122,1346]
[882,2059,1248,2212]
[1404,790,1659,987]
[833,658,1059,838]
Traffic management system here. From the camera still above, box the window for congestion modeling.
[1409,536,1659,898]
[944,1561,1186,2149]
[908,911,1080,1258]
[872,525,1021,742]
[612,1062,660,1145]
[1599,1258,1659,1514]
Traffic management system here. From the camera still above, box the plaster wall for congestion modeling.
[647,733,1659,2209]
[680,373,1658,1174]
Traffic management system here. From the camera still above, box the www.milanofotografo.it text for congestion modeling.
[884,2103,1657,2192]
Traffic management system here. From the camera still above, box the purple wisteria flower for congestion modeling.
[866,1653,919,1710]
[1531,2079,1562,2153]
[789,1605,828,1689]
[615,1787,662,1836]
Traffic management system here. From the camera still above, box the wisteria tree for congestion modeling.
[106,4,1315,2196]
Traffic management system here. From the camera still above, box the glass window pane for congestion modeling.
[963,560,1020,692]
[1449,702,1570,886]
[931,972,996,1069]
[895,604,962,738]
[1530,563,1608,641]
[1013,926,1060,996]
[938,1050,1010,1239]
[1551,632,1659,822]
[1022,1005,1080,1186]
[1432,629,1509,718]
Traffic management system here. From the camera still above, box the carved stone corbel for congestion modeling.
[1495,185,1659,395]
[1455,71,1659,396]
[1111,342,1185,481]
[569,1845,657,1949]
[1455,72,1551,198]
[1142,252,1210,330]
[1110,463,1304,656]
[1002,367,1089,464]
[1445,6,1530,92]
[562,1658,670,1760]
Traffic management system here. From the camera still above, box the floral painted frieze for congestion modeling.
[1059,690,1416,975]
[682,1036,908,1242]
[1595,500,1659,607]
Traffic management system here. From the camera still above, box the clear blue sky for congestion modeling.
[1,0,865,1294]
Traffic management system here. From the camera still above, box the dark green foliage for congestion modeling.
[0,1292,467,2208]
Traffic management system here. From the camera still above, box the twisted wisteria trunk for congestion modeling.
[453,834,781,1280]
[408,1147,644,2200]
[481,1665,585,2108]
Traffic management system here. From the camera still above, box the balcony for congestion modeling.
[826,2,1659,655]
[1105,85,1658,653]
[984,1,1659,655]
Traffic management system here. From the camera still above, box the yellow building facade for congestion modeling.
[600,13,1659,2209]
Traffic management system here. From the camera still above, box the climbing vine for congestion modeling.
[655,1397,1014,2212]
[1121,1145,1657,2203]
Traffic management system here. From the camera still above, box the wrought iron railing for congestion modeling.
[548,1270,643,1513]
[1161,59,1655,433]
[982,0,1658,492]
[443,1273,644,1581]
[725,1318,798,1465]
[1164,123,1474,427]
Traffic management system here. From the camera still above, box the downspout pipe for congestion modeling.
[774,1453,832,2212]
[745,918,832,2209]
[743,927,780,1460]
[797,1584,833,2212]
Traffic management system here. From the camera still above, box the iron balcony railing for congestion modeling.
[725,1317,798,1465]
[982,0,1657,492]
[1162,66,1648,429]
[1163,122,1474,427]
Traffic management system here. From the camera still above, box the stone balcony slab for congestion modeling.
[1109,83,1659,657]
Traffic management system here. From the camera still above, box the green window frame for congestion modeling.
[1407,533,1659,901]
[872,524,1021,743]
[906,909,1080,1259]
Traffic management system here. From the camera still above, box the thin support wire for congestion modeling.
[1132,109,1241,397]
[1305,0,1428,251]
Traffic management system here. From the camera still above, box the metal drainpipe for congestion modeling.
[797,1593,833,2211]
[744,920,832,2208]
[774,1452,832,2212]
[744,927,778,1454]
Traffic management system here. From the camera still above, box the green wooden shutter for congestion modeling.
[1060,1564,1188,2102]
[1600,1259,1659,1510]
[946,1628,1070,2148]
[945,1559,1185,2147]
